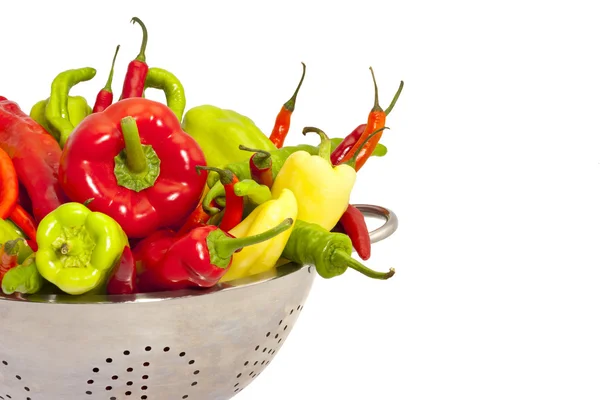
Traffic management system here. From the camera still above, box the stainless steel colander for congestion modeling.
[0,204,397,400]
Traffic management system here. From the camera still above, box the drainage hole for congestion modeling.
[111,397,117,400]
[5,395,10,399]
[249,371,254,376]
[191,382,197,386]
[189,360,195,365]
[106,386,112,391]
[127,381,133,386]
[15,375,21,380]
[141,385,148,390]
[235,388,239,393]
[263,347,267,353]
[24,387,30,392]
[142,396,148,400]
[255,345,259,351]
[183,396,189,399]
[262,360,266,365]
[194,370,200,375]
[266,332,270,337]
[279,320,282,326]
[179,352,186,357]
[275,334,279,339]
[124,350,130,355]
[297,305,301,310]
[244,361,249,366]
[278,339,282,343]
[142,375,148,380]
[236,373,242,378]
[106,358,113,363]
[87,379,94,384]
[2,361,7,365]
[234,383,239,388]
[145,346,152,352]
[126,391,131,396]
[93,367,100,373]
[112,375,119,380]
[254,361,258,366]
[86,391,92,395]
[127,368,134,372]
[284,325,288,331]
[290,309,294,315]
[164,347,170,352]
[143,362,150,367]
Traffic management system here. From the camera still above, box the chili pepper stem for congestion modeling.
[239,145,272,169]
[283,62,306,112]
[302,127,331,163]
[4,238,24,256]
[131,17,148,62]
[213,218,293,258]
[196,165,234,185]
[120,116,147,174]
[103,45,121,92]
[369,66,384,113]
[384,80,405,116]
[331,251,395,280]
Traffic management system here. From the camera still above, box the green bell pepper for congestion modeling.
[0,219,33,264]
[181,105,277,167]
[30,95,92,138]
[1,254,44,295]
[35,202,128,295]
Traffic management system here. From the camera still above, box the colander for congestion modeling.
[0,204,397,400]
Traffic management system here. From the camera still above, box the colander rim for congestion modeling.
[0,262,308,305]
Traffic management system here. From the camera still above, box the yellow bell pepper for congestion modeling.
[219,188,298,282]
[270,127,356,231]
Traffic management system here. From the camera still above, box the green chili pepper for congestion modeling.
[30,95,92,136]
[44,67,97,147]
[282,219,395,280]
[234,179,272,205]
[181,105,277,167]
[1,254,44,295]
[143,67,186,122]
[35,202,129,295]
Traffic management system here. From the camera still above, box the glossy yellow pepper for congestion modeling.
[270,127,356,231]
[220,188,297,282]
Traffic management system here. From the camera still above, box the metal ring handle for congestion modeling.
[352,204,398,244]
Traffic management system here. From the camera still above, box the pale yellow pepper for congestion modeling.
[270,127,356,232]
[220,188,298,282]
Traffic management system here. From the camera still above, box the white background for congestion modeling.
[2,1,600,399]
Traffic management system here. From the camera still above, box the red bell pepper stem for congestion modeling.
[107,246,137,295]
[0,146,18,219]
[268,62,306,148]
[9,204,37,251]
[196,166,243,232]
[139,218,293,291]
[120,17,149,100]
[239,145,274,188]
[338,67,404,171]
[93,45,121,113]
[338,204,371,260]
[120,116,148,173]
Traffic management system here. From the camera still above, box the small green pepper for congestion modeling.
[181,105,277,167]
[30,95,92,136]
[0,219,33,264]
[143,67,186,122]
[35,202,128,295]
[1,254,44,295]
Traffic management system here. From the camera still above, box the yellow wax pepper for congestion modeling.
[270,126,357,232]
[219,188,298,282]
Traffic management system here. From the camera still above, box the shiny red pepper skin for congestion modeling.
[59,98,208,238]
[330,123,366,166]
[107,246,137,295]
[138,225,230,292]
[132,229,177,268]
[0,96,69,222]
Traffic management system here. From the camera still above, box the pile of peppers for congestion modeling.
[0,17,403,297]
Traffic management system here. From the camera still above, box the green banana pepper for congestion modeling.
[181,105,277,167]
[1,254,44,295]
[0,219,33,264]
[30,95,92,136]
[35,202,128,295]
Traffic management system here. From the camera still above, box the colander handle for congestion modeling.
[352,204,398,244]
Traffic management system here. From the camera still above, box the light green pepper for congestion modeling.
[1,254,44,295]
[0,219,33,264]
[35,202,128,295]
[30,95,92,138]
[181,105,277,167]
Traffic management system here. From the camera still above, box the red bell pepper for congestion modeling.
[107,246,137,295]
[137,218,293,292]
[59,97,208,238]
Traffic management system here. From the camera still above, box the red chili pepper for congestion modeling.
[132,229,177,270]
[0,146,18,219]
[177,198,220,237]
[137,218,293,292]
[107,246,137,295]
[8,204,38,251]
[337,67,404,171]
[93,45,121,113]
[0,238,23,285]
[239,145,274,187]
[338,204,371,260]
[59,97,208,238]
[119,17,149,100]
[0,97,69,222]
[196,166,243,232]
[268,62,306,148]
[330,124,366,166]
